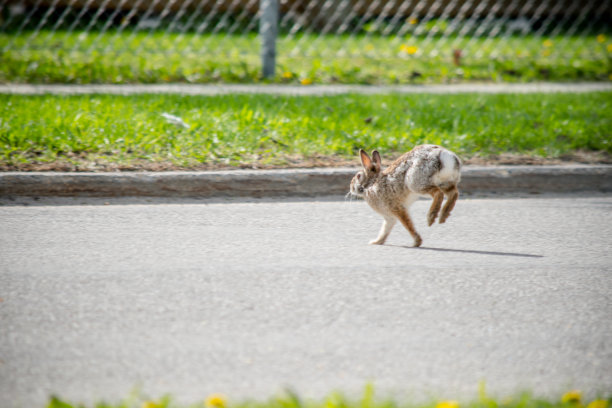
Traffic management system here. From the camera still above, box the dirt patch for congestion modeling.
[461,151,612,166]
[1,151,610,172]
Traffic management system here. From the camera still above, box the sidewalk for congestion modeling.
[1,165,611,198]
[2,82,612,96]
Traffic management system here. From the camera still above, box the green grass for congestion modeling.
[1,30,611,84]
[1,92,611,170]
[44,386,611,408]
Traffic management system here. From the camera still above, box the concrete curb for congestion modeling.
[1,165,611,198]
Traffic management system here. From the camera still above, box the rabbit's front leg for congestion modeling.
[392,206,422,247]
[370,216,397,245]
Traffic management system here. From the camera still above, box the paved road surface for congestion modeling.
[1,195,611,407]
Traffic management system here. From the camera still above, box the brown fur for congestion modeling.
[439,185,459,224]
[350,145,461,246]
[425,186,445,226]
[391,205,423,247]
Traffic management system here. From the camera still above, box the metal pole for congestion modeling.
[260,0,278,79]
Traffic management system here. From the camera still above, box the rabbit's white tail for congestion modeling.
[437,149,461,184]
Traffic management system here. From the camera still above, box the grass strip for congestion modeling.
[1,31,611,84]
[44,387,611,408]
[1,92,611,171]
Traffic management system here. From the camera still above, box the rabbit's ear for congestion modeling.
[360,149,373,170]
[372,150,382,171]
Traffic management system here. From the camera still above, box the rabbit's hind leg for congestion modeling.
[439,185,459,224]
[425,186,444,226]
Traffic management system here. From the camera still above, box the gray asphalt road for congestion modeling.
[1,195,611,407]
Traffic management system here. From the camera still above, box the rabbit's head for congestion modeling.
[350,149,382,198]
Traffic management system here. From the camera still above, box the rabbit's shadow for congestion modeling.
[386,244,543,258]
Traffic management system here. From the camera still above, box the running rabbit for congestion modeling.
[349,145,461,247]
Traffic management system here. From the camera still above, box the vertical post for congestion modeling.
[260,0,278,79]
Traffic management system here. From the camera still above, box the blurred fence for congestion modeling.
[1,0,611,82]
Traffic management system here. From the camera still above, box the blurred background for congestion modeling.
[1,0,611,84]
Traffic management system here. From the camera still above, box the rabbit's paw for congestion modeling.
[414,235,423,247]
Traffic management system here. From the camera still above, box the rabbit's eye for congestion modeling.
[357,173,363,181]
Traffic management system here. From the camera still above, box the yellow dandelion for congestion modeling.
[300,77,313,85]
[596,34,606,43]
[609,73,612,81]
[562,390,582,404]
[436,401,460,408]
[587,400,609,408]
[409,17,418,25]
[365,43,375,51]
[281,71,293,79]
[543,39,554,48]
[142,402,161,408]
[400,44,419,55]
[541,49,552,57]
[205,393,227,408]
[607,43,612,53]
